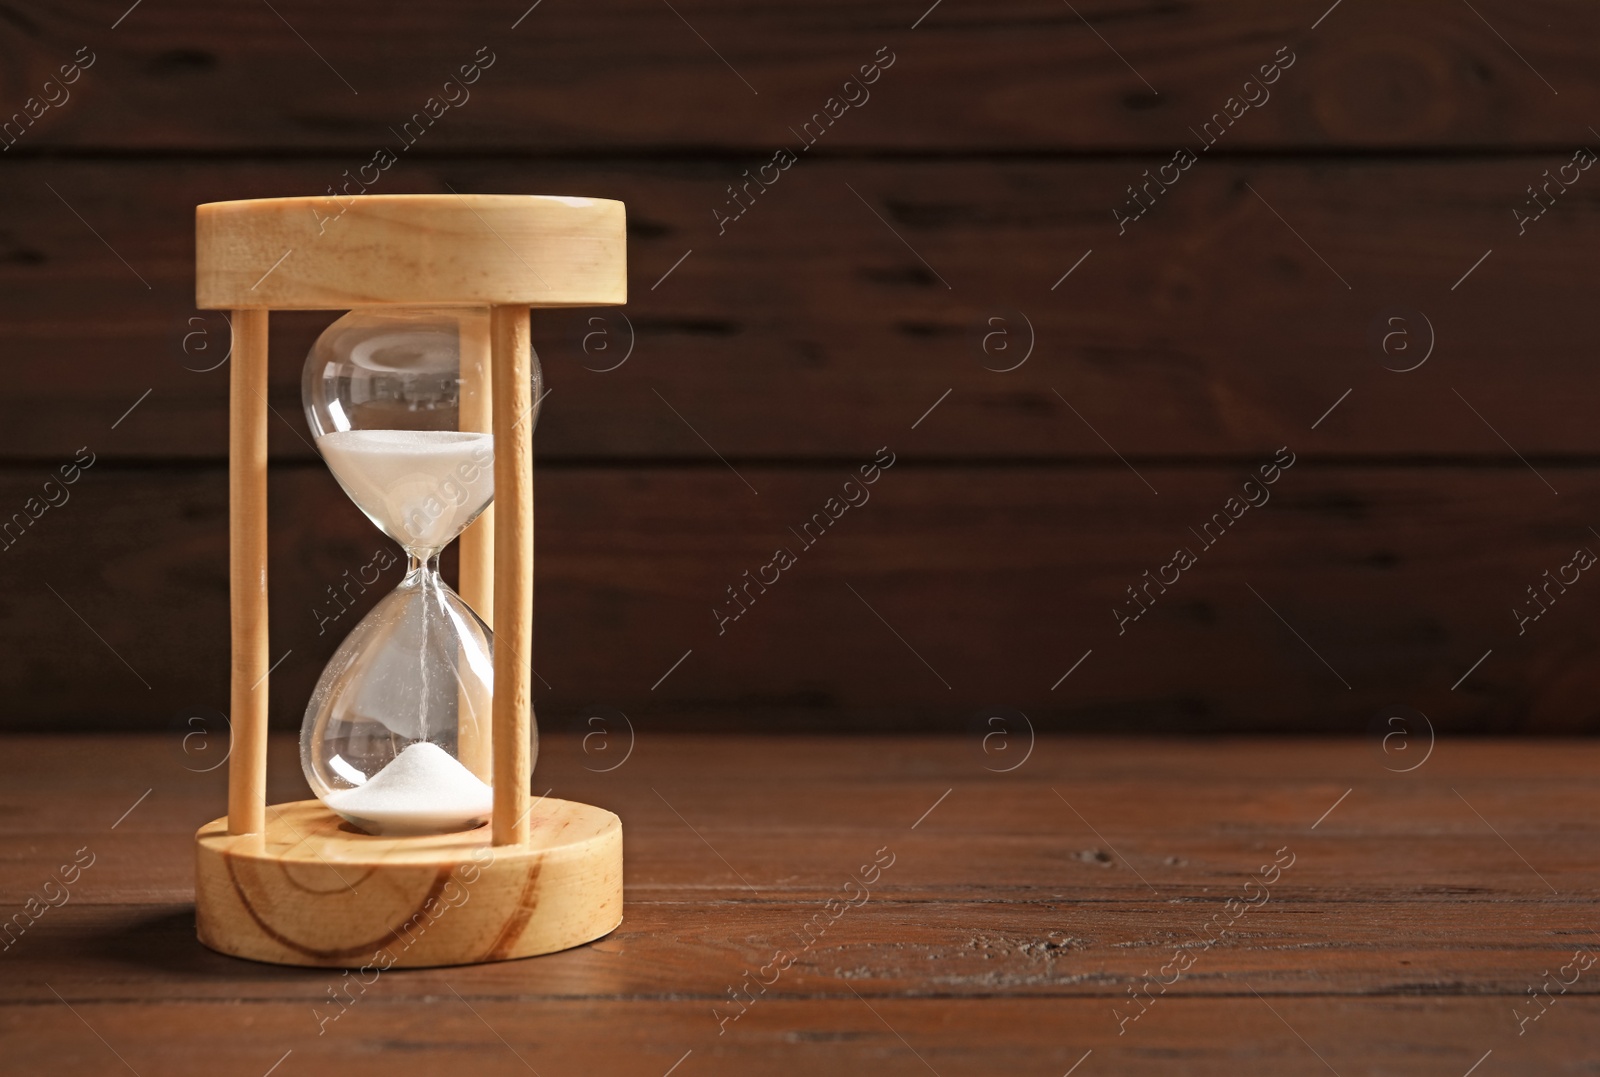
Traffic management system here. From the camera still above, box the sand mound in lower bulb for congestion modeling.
[326,741,493,836]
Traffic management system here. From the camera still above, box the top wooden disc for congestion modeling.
[196,194,627,310]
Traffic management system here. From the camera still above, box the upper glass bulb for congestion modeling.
[303,306,542,554]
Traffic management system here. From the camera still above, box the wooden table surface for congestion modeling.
[2,733,1596,1075]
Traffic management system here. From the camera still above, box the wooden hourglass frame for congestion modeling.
[191,195,625,967]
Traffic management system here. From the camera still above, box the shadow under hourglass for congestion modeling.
[85,908,323,981]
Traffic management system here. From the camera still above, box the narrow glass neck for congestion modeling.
[405,549,443,578]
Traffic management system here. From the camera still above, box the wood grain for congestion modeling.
[196,195,627,309]
[457,312,494,626]
[456,312,494,776]
[2,734,1597,1074]
[1,0,1596,151]
[1,159,1597,459]
[8,995,1594,1076]
[194,797,622,967]
[226,308,269,836]
[5,463,1600,733]
[491,305,534,844]
[4,4,1599,743]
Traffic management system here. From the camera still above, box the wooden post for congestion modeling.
[456,312,494,778]
[490,305,533,846]
[228,309,270,836]
[458,312,495,625]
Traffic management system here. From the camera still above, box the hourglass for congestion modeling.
[300,307,509,837]
[191,195,626,967]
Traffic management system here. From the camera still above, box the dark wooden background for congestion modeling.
[3,0,1600,735]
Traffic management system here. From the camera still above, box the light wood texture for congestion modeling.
[491,306,535,845]
[456,311,495,627]
[6,733,1600,1074]
[456,311,494,778]
[195,195,627,310]
[193,797,621,967]
[226,309,269,836]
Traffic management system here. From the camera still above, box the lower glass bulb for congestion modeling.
[301,557,494,836]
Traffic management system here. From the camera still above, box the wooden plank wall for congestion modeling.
[2,0,1599,733]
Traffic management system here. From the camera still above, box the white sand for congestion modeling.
[325,741,492,835]
[318,429,494,551]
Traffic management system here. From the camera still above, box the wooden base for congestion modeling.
[194,798,622,968]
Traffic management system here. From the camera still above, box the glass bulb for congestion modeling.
[299,307,541,836]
